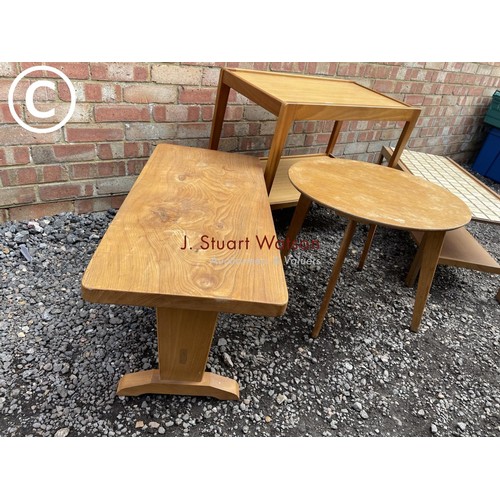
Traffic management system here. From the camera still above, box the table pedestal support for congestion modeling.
[117,307,239,400]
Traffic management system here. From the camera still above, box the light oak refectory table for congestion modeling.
[82,144,288,400]
[209,68,421,206]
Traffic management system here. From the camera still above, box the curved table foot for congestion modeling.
[117,369,240,400]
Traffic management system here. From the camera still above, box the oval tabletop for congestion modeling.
[288,158,471,231]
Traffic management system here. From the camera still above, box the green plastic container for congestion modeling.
[484,90,500,128]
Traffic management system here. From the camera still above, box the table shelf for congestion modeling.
[261,153,325,209]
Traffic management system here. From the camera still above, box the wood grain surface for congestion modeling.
[82,144,288,315]
[288,158,472,232]
[228,68,410,108]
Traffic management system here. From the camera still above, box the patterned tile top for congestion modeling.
[397,149,500,224]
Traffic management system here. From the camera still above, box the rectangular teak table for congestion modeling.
[82,144,288,400]
[209,68,421,207]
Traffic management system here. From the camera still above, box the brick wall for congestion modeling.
[1,61,499,222]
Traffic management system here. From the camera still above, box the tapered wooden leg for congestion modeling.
[326,120,343,156]
[357,224,377,271]
[410,231,445,332]
[264,104,296,193]
[387,113,420,169]
[496,289,500,303]
[209,78,230,150]
[117,307,239,400]
[406,239,425,287]
[281,193,312,260]
[311,220,358,338]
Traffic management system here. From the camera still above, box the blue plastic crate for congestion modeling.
[484,90,500,128]
[472,126,500,182]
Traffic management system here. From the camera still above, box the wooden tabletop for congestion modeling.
[223,69,417,121]
[288,158,472,231]
[82,144,288,316]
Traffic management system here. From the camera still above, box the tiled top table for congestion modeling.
[380,146,500,281]
[386,148,500,224]
[209,68,421,208]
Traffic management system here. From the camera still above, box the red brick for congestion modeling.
[124,142,151,158]
[201,106,213,121]
[305,62,318,74]
[226,105,244,121]
[40,165,68,183]
[357,130,382,142]
[95,104,150,122]
[31,144,95,164]
[46,62,90,79]
[124,143,139,158]
[91,63,149,82]
[0,102,22,123]
[127,159,148,175]
[405,95,425,106]
[58,81,121,103]
[17,167,38,185]
[97,143,125,160]
[85,83,103,101]
[65,125,124,142]
[123,84,176,103]
[293,121,317,134]
[177,123,211,139]
[75,194,126,214]
[337,63,364,77]
[134,66,149,81]
[269,62,306,73]
[239,136,272,151]
[373,81,396,93]
[55,144,96,161]
[9,200,74,221]
[39,182,90,201]
[363,65,393,79]
[89,63,107,80]
[0,186,36,206]
[18,63,46,77]
[0,79,30,101]
[178,87,216,104]
[13,146,30,164]
[0,146,30,166]
[0,126,61,145]
[69,161,126,179]
[0,208,7,222]
[22,102,91,126]
[153,104,200,122]
[1,167,13,186]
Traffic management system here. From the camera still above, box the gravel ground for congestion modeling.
[1,172,499,438]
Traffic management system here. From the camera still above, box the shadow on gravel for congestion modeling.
[1,193,499,437]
